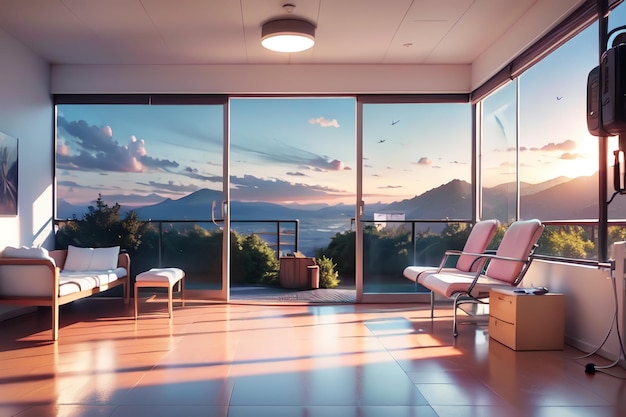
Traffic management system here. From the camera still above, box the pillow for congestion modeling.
[2,246,54,262]
[63,245,120,271]
[89,246,120,270]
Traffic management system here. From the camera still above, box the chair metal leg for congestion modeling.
[453,293,461,337]
[430,290,435,319]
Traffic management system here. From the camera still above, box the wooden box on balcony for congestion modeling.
[279,254,319,289]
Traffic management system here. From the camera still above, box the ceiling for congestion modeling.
[0,0,586,78]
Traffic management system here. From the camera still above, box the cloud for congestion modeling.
[378,185,403,189]
[494,140,577,153]
[57,181,86,188]
[287,171,307,176]
[308,116,340,128]
[560,152,585,160]
[413,157,432,166]
[179,167,222,183]
[137,181,200,193]
[232,140,350,172]
[542,140,577,152]
[57,180,89,189]
[57,116,180,173]
[230,174,348,201]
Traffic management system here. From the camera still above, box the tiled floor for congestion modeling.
[1,294,625,417]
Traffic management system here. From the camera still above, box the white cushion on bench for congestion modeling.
[0,267,127,298]
[136,268,184,286]
[58,268,127,297]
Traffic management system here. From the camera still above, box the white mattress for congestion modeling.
[0,266,126,297]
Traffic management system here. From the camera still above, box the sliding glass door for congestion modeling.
[55,97,230,301]
[356,98,473,302]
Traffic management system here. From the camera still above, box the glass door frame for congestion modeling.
[190,99,230,302]
[355,95,471,303]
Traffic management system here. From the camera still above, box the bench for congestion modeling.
[0,246,130,341]
[134,267,185,319]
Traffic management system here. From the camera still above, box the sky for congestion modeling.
[55,4,626,211]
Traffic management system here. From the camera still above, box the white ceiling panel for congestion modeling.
[0,0,588,85]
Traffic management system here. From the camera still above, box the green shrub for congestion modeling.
[55,194,151,250]
[316,255,340,289]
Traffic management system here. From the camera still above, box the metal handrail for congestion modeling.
[54,218,300,261]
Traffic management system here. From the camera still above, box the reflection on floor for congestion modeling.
[231,286,357,303]
[1,295,625,417]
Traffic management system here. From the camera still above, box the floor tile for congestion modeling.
[0,298,625,416]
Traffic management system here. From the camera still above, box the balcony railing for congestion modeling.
[54,217,626,289]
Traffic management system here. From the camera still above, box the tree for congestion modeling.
[231,232,279,285]
[316,230,355,276]
[56,194,152,250]
[538,226,594,259]
[56,196,280,286]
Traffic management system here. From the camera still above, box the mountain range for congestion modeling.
[57,172,626,255]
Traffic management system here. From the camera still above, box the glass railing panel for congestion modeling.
[361,220,475,294]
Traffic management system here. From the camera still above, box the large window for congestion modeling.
[360,101,472,294]
[481,81,518,224]
[476,2,626,260]
[56,104,224,219]
[229,97,356,257]
[519,21,599,223]
[55,102,227,289]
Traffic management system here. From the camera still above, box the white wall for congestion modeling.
[0,28,54,250]
[50,64,471,95]
[522,254,625,363]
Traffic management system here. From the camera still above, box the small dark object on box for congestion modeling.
[513,287,549,295]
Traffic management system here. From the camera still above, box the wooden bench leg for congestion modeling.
[52,306,59,341]
[168,284,173,319]
[134,282,139,319]
[124,278,130,305]
[181,277,185,307]
[135,268,185,319]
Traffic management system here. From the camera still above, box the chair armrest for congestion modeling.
[458,251,535,294]
[443,250,530,264]
[117,252,130,272]
[0,257,57,270]
[0,257,59,298]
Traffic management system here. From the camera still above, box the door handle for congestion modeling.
[211,200,221,228]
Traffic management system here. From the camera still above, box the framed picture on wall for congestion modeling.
[0,131,18,216]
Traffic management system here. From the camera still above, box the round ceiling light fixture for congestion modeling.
[261,6,316,53]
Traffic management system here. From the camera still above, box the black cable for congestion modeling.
[574,261,626,376]
[607,190,620,205]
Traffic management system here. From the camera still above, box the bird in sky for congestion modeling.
[378,139,386,143]
[391,119,400,125]
[556,96,563,100]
